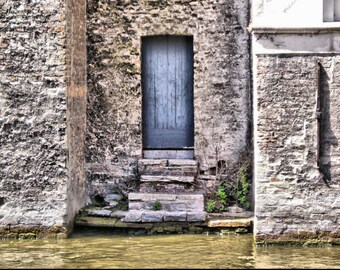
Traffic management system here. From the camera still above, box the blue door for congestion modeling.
[142,36,194,149]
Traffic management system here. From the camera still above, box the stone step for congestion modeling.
[139,182,195,193]
[128,193,204,213]
[138,159,198,176]
[122,210,206,223]
[140,175,194,183]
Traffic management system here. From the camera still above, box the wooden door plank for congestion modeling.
[142,35,194,149]
[167,36,178,129]
[154,36,168,129]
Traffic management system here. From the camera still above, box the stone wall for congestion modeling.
[86,0,251,201]
[254,54,340,243]
[0,0,87,238]
[0,0,68,231]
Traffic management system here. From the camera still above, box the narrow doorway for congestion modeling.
[142,35,194,158]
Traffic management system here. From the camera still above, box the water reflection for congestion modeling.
[254,245,340,269]
[0,232,339,269]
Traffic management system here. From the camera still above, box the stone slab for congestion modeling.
[140,175,194,183]
[142,211,164,222]
[129,193,177,201]
[128,194,204,212]
[129,202,143,210]
[110,210,128,218]
[87,210,112,217]
[75,216,118,227]
[163,212,187,222]
[122,210,142,222]
[207,211,254,219]
[168,159,197,166]
[138,159,168,166]
[139,166,197,176]
[104,194,123,202]
[187,212,207,222]
[176,194,204,201]
[139,183,195,193]
[143,150,194,159]
[207,218,253,228]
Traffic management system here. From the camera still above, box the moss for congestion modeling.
[3,233,18,239]
[151,227,164,234]
[151,200,162,211]
[256,232,340,246]
[189,226,204,233]
[162,226,176,233]
[220,229,236,235]
[18,233,36,240]
[0,225,68,240]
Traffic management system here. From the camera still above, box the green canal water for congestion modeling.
[1,231,340,269]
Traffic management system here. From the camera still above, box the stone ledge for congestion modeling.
[75,215,206,229]
[73,211,254,236]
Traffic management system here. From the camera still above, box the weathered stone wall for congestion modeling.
[86,0,251,201]
[254,54,340,243]
[0,0,68,230]
[0,0,87,238]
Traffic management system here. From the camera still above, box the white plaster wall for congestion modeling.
[251,0,340,28]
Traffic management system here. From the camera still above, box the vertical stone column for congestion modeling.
[0,0,71,238]
[65,0,87,224]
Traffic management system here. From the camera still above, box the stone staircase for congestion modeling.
[122,159,207,223]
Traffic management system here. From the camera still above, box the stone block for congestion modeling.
[122,211,142,222]
[139,182,195,193]
[110,210,127,218]
[207,218,253,228]
[187,212,206,222]
[168,159,197,166]
[129,202,143,210]
[176,194,204,202]
[163,212,187,222]
[129,193,177,201]
[227,205,245,213]
[75,216,118,227]
[143,150,193,159]
[140,175,194,183]
[141,211,164,222]
[138,159,167,166]
[109,201,119,207]
[168,202,192,212]
[104,194,123,202]
[87,210,112,217]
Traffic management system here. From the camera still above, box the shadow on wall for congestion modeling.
[319,64,338,187]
